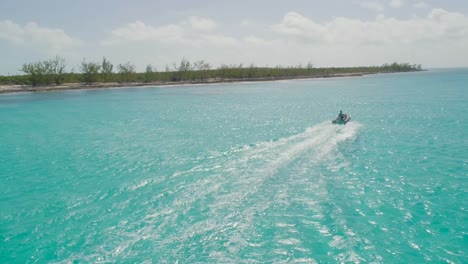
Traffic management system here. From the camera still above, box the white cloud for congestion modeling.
[272,9,468,45]
[241,19,253,26]
[110,20,184,42]
[0,20,80,51]
[358,1,385,11]
[270,12,325,42]
[389,0,404,8]
[201,35,239,46]
[414,1,429,9]
[243,36,271,46]
[107,17,217,45]
[188,16,217,31]
[61,10,468,71]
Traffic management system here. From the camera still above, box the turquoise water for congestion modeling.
[1,69,467,263]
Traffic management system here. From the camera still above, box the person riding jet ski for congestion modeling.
[338,110,345,121]
[332,110,351,124]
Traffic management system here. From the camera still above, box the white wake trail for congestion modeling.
[161,122,362,259]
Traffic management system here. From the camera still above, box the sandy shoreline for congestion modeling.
[0,72,371,94]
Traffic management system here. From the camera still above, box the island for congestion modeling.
[0,57,422,94]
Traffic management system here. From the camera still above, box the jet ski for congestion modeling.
[332,113,351,125]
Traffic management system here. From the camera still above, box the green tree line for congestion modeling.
[0,56,423,87]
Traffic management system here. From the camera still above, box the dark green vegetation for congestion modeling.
[18,56,66,86]
[0,57,422,87]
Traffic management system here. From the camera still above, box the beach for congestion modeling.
[0,72,369,94]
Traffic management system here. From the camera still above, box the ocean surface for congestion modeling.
[1,69,467,263]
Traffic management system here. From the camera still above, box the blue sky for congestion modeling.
[1,0,467,74]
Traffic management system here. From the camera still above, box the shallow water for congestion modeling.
[1,69,467,263]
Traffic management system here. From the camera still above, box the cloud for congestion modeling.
[240,19,253,26]
[0,20,81,51]
[110,20,184,42]
[187,16,217,31]
[76,10,468,71]
[272,9,468,45]
[243,36,271,46]
[270,12,325,42]
[413,1,429,9]
[106,16,244,53]
[106,16,218,45]
[201,35,239,46]
[389,0,404,8]
[358,1,385,11]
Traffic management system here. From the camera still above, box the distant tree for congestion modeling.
[178,57,190,72]
[42,60,54,84]
[178,57,191,81]
[21,62,45,87]
[217,64,230,79]
[48,56,66,85]
[193,60,211,80]
[117,62,136,82]
[307,61,314,73]
[15,57,424,87]
[80,59,101,84]
[145,64,153,82]
[380,62,421,72]
[168,57,192,81]
[247,63,256,78]
[193,60,210,71]
[20,56,66,86]
[101,57,113,81]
